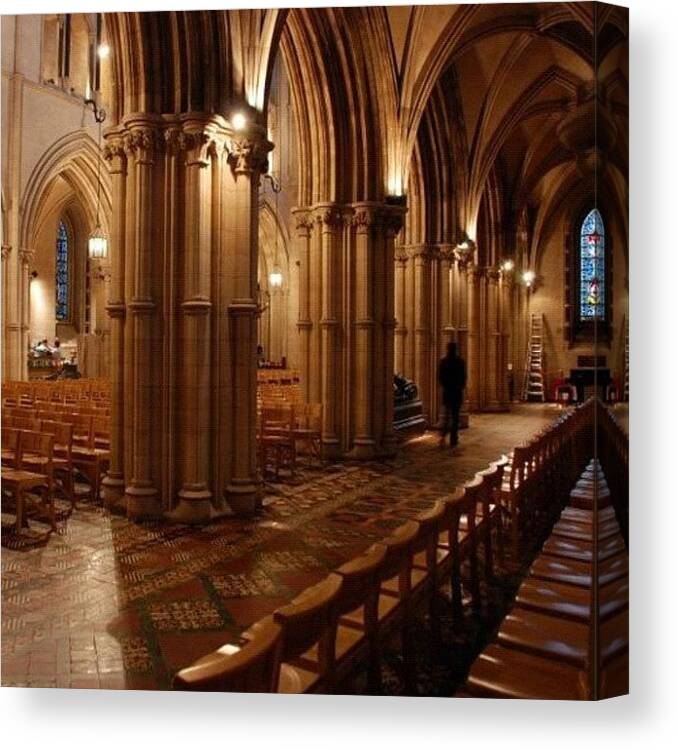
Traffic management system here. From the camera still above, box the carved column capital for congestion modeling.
[92,262,112,282]
[404,244,436,262]
[226,128,273,176]
[438,244,456,263]
[103,132,127,174]
[485,266,501,283]
[291,208,313,236]
[1,244,11,261]
[313,204,344,232]
[351,203,380,233]
[19,248,35,266]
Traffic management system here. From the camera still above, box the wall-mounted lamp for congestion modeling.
[31,270,38,279]
[500,259,515,273]
[269,267,283,288]
[97,43,110,59]
[232,112,248,131]
[522,269,536,288]
[454,234,475,261]
[84,98,108,260]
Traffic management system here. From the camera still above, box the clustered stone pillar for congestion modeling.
[394,250,408,375]
[293,200,405,458]
[100,136,126,512]
[101,113,271,520]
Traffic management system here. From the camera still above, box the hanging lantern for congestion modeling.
[88,226,108,259]
[269,266,283,288]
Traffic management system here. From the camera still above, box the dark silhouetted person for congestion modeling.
[438,342,466,449]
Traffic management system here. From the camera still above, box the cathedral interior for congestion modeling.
[1,3,628,698]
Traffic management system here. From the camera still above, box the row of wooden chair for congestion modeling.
[257,370,300,385]
[465,459,629,700]
[174,457,508,693]
[1,426,57,533]
[3,379,110,403]
[3,408,111,507]
[500,398,597,564]
[257,402,323,477]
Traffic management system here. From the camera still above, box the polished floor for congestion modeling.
[2,404,557,690]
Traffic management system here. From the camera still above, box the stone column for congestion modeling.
[380,203,405,456]
[19,248,35,379]
[394,249,408,375]
[412,245,433,422]
[486,268,501,410]
[123,118,162,519]
[316,204,343,459]
[498,271,511,409]
[223,126,272,515]
[101,134,127,512]
[436,246,456,427]
[170,121,217,523]
[456,259,470,427]
[466,265,482,412]
[350,203,378,459]
[91,262,111,375]
[293,208,312,403]
[1,244,11,382]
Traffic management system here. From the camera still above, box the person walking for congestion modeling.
[438,342,467,449]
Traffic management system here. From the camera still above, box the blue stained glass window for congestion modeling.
[579,208,605,320]
[56,220,69,321]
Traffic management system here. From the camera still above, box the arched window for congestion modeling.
[579,208,605,320]
[55,220,69,321]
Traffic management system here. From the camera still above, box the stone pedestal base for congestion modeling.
[225,482,261,517]
[321,438,342,461]
[166,488,213,524]
[125,485,162,520]
[101,474,126,514]
[349,439,377,460]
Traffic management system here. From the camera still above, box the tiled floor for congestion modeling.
[2,404,557,690]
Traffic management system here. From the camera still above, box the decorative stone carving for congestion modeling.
[351,204,379,232]
[226,133,273,175]
[19,248,35,267]
[313,205,343,231]
[1,244,11,261]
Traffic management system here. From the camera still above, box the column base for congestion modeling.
[101,473,126,514]
[125,484,162,520]
[349,439,377,460]
[166,488,213,524]
[377,437,398,459]
[321,437,342,461]
[225,481,261,517]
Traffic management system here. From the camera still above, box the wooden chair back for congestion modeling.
[273,573,342,670]
[334,543,386,621]
[173,620,283,693]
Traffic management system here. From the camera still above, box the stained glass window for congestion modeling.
[56,220,69,321]
[579,208,605,320]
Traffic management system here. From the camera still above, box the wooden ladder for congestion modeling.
[522,313,545,402]
[623,316,629,401]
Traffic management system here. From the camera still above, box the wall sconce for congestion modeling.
[500,259,515,273]
[454,234,475,262]
[97,43,110,59]
[85,97,108,260]
[31,270,38,279]
[232,112,248,131]
[269,267,283,288]
[522,269,536,288]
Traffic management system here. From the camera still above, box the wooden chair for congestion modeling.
[293,402,323,462]
[258,403,296,479]
[39,419,76,509]
[331,544,387,690]
[173,619,283,693]
[273,573,343,693]
[2,429,56,533]
[1,426,21,467]
[342,520,419,691]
